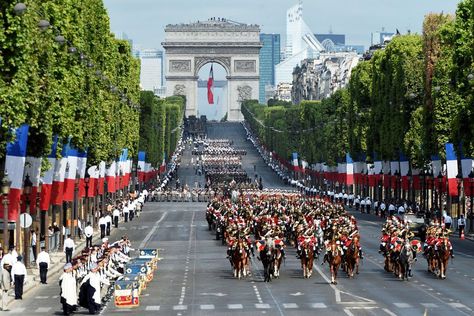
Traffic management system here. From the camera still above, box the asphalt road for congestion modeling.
[7,122,474,316]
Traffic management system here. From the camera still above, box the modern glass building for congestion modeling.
[259,34,281,104]
[135,49,165,97]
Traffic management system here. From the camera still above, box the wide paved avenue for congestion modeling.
[7,123,474,316]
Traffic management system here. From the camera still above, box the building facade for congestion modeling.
[291,52,359,104]
[137,49,165,97]
[259,33,281,104]
[275,0,325,86]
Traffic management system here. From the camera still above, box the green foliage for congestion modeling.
[139,93,185,167]
[0,0,141,166]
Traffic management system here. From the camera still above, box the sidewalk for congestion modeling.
[2,228,104,308]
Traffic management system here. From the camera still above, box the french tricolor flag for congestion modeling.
[63,145,78,202]
[345,153,354,185]
[22,157,42,214]
[77,150,87,198]
[390,161,399,189]
[291,153,300,172]
[400,153,409,191]
[461,156,473,196]
[87,165,99,197]
[445,143,459,197]
[138,151,146,183]
[1,124,29,221]
[106,161,117,193]
[40,137,58,211]
[51,144,68,206]
[98,161,106,195]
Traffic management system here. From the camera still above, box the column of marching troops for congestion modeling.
[1,190,152,315]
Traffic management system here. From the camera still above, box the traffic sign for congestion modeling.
[20,213,32,228]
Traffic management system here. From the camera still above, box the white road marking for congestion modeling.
[10,308,26,313]
[145,306,161,311]
[382,308,398,316]
[139,212,168,248]
[200,304,215,310]
[35,296,49,299]
[449,303,471,310]
[344,309,355,316]
[255,303,271,309]
[421,303,438,308]
[173,305,187,310]
[393,303,412,308]
[35,307,51,313]
[282,303,298,309]
[311,303,327,308]
[228,304,243,309]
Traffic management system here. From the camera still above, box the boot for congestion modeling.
[321,253,328,265]
[450,249,454,258]
[408,269,413,277]
[359,249,364,259]
[296,249,301,259]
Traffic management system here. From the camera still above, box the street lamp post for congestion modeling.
[378,170,383,202]
[420,170,425,211]
[137,165,142,193]
[437,172,443,221]
[2,172,12,249]
[23,175,33,268]
[456,173,463,219]
[428,171,434,211]
[469,170,474,232]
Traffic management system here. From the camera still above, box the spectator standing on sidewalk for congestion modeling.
[444,213,453,229]
[123,204,129,223]
[37,247,50,284]
[11,255,26,300]
[98,215,106,239]
[63,235,75,263]
[84,222,93,249]
[77,219,83,240]
[31,229,37,263]
[458,214,466,237]
[105,213,112,236]
[113,207,120,228]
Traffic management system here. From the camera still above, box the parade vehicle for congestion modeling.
[139,248,161,270]
[404,213,428,238]
[125,264,149,290]
[114,280,140,308]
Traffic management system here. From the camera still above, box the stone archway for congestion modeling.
[162,19,262,121]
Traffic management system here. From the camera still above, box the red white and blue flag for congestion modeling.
[77,150,87,198]
[445,143,459,197]
[22,156,42,214]
[1,124,29,221]
[63,145,78,202]
[40,136,58,211]
[207,65,214,104]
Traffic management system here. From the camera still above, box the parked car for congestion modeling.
[405,213,428,241]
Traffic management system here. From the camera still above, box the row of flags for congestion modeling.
[282,143,474,197]
[1,124,165,222]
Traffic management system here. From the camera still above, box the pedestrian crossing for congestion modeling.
[11,301,472,314]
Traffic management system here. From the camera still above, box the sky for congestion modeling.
[103,0,461,50]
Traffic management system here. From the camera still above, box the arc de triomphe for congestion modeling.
[162,19,262,121]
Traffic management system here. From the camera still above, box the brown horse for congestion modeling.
[435,238,450,279]
[327,241,342,284]
[299,243,314,278]
[273,246,284,278]
[232,239,249,279]
[344,240,360,278]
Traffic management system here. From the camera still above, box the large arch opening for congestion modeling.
[197,62,228,121]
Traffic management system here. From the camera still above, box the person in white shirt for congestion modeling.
[458,214,466,237]
[63,235,75,263]
[113,207,120,228]
[105,213,112,236]
[31,229,37,262]
[84,222,93,249]
[11,255,26,300]
[354,196,360,211]
[444,214,453,229]
[123,205,129,223]
[388,203,396,216]
[360,199,366,213]
[380,202,386,218]
[98,215,106,239]
[1,245,17,291]
[397,205,405,215]
[37,247,50,284]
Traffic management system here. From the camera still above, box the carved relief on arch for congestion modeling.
[194,57,231,75]
[237,85,252,102]
[173,84,186,96]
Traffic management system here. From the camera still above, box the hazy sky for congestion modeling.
[103,0,461,50]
